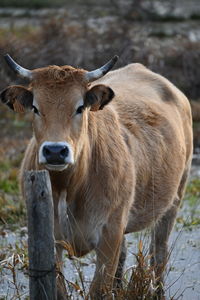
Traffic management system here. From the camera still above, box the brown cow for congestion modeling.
[1,54,193,299]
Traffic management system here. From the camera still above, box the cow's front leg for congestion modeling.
[89,214,125,299]
[53,190,68,300]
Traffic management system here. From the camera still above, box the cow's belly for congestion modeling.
[58,198,106,257]
[125,188,178,234]
[62,216,103,257]
[125,208,156,233]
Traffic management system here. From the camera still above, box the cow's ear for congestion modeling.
[84,84,115,111]
[0,85,33,113]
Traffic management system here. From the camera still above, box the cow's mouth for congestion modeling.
[45,163,68,172]
[39,141,75,171]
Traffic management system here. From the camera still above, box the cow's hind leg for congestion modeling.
[149,197,181,299]
[149,168,190,294]
[114,236,127,289]
[149,196,181,278]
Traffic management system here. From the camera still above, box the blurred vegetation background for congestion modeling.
[0,0,200,96]
[0,0,200,145]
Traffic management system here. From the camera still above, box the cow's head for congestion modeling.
[1,54,118,171]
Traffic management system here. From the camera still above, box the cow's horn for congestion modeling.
[4,54,33,79]
[85,55,119,82]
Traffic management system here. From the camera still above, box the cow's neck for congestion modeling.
[49,136,91,201]
[43,109,119,201]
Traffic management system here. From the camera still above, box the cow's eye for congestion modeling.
[76,105,84,115]
[32,105,40,115]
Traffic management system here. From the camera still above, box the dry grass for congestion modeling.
[0,233,169,299]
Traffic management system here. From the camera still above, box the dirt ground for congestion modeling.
[0,164,200,299]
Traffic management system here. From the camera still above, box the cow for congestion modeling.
[1,54,193,299]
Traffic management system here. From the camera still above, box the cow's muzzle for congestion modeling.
[39,141,74,171]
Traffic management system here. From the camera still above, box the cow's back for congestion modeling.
[96,63,193,231]
[97,63,192,164]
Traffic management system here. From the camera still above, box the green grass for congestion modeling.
[0,178,18,194]
[177,216,200,227]
[186,178,200,197]
[149,31,175,38]
[176,178,200,228]
[191,14,200,20]
[0,0,84,8]
[0,156,26,225]
[0,196,26,225]
[185,178,200,216]
[0,26,36,40]
[0,0,64,8]
[193,121,200,129]
[0,160,11,172]
[0,161,19,194]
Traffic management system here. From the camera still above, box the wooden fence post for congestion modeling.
[24,170,57,300]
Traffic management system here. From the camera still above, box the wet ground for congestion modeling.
[0,165,200,299]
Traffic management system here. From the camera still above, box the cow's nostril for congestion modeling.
[60,147,69,158]
[43,146,51,157]
[42,143,70,165]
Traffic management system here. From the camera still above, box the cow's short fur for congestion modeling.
[1,62,193,299]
